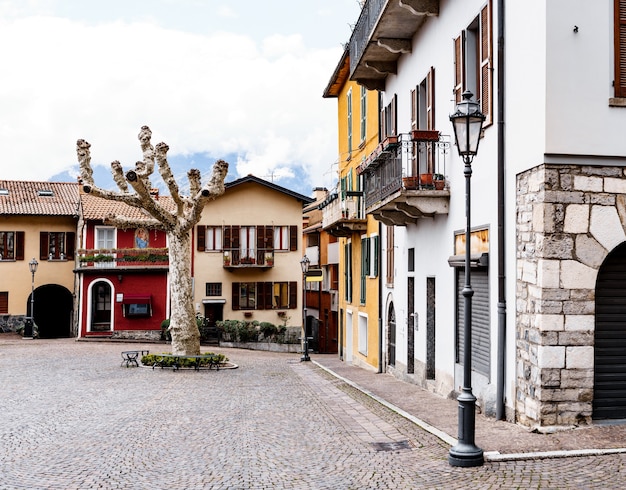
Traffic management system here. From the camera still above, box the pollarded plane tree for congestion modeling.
[76,126,228,355]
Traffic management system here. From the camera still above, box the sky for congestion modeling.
[0,0,363,197]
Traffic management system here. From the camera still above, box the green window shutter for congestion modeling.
[373,235,379,277]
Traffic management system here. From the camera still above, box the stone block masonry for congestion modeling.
[516,164,626,428]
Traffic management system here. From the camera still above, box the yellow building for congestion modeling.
[322,49,382,371]
[193,175,313,342]
[0,180,79,337]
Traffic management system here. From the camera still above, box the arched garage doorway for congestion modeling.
[594,241,626,420]
[28,284,73,338]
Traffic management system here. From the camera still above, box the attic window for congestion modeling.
[37,189,54,197]
[0,189,8,196]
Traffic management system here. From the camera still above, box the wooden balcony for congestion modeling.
[77,248,169,270]
[349,0,439,90]
[223,249,274,269]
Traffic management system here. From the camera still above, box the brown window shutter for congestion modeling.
[223,225,231,250]
[231,225,240,249]
[265,282,273,309]
[66,232,76,260]
[232,282,240,310]
[255,282,265,310]
[480,1,493,124]
[40,232,49,260]
[410,88,417,130]
[289,225,298,251]
[615,0,626,97]
[256,225,265,251]
[380,104,387,140]
[265,226,274,251]
[427,67,435,130]
[288,281,297,309]
[0,292,8,314]
[15,231,24,261]
[197,226,206,251]
[391,94,397,136]
[454,33,464,103]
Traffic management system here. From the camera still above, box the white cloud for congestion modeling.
[0,1,361,193]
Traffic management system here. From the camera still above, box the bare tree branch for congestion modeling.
[104,213,164,230]
[155,142,184,214]
[184,159,229,230]
[111,161,129,193]
[125,165,177,229]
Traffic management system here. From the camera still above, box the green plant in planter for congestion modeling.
[160,319,171,341]
[141,352,228,368]
[433,173,445,181]
[259,322,278,341]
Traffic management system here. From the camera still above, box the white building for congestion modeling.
[350,0,626,428]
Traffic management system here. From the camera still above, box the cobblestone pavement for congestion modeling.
[1,336,626,489]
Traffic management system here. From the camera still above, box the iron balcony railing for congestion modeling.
[361,133,451,209]
[349,0,386,76]
[223,249,274,268]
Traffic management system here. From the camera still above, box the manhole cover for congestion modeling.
[371,440,411,452]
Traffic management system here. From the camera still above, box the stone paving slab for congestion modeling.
[1,336,626,489]
[311,354,626,458]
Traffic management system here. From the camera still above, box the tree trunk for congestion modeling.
[167,230,200,355]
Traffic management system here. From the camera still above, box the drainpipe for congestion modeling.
[495,0,507,421]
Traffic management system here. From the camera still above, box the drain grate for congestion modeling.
[371,440,411,452]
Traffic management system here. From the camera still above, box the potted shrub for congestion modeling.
[433,173,446,190]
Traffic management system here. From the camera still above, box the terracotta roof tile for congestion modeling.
[0,180,80,216]
[80,193,176,221]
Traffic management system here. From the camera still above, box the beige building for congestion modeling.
[193,175,313,336]
[0,180,79,337]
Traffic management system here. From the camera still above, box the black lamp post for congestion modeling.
[300,255,311,362]
[448,90,485,468]
[24,258,38,339]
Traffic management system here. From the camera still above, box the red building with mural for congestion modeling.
[76,193,170,340]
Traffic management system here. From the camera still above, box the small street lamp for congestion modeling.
[300,255,311,362]
[448,90,485,468]
[24,258,38,339]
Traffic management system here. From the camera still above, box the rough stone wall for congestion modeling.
[111,330,162,342]
[516,164,626,428]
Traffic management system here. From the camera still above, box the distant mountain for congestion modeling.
[49,151,319,198]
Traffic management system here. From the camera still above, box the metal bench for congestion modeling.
[121,350,150,368]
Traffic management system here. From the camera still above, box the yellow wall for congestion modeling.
[193,181,306,328]
[335,79,381,370]
[0,215,76,314]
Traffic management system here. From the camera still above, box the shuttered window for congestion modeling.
[0,231,24,260]
[453,1,492,126]
[615,0,626,97]
[39,231,75,260]
[232,281,297,310]
[360,236,370,304]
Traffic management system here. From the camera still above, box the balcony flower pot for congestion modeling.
[411,130,440,142]
[402,176,419,190]
[433,174,446,190]
[420,173,434,187]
